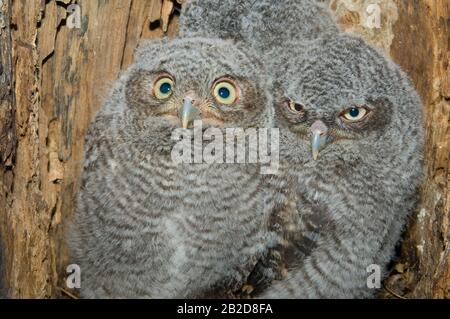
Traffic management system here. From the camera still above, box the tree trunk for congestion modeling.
[0,0,180,299]
[0,0,448,298]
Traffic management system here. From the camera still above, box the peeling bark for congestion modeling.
[0,0,180,298]
[0,0,15,297]
[387,0,450,299]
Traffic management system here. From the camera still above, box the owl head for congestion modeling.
[180,0,251,41]
[100,37,272,152]
[274,34,423,172]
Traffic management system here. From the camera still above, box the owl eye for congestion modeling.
[212,78,239,105]
[286,100,304,113]
[153,75,175,100]
[341,107,369,122]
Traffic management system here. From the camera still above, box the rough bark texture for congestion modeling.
[0,0,180,299]
[0,0,448,298]
[0,0,15,297]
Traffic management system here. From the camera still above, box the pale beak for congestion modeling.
[310,120,328,161]
[179,97,200,129]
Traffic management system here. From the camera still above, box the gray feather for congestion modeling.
[68,37,275,298]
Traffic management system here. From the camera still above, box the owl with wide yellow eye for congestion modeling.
[68,37,275,299]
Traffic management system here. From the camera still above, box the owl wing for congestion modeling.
[244,174,332,296]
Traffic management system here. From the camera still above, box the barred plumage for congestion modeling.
[68,37,275,298]
[180,0,424,298]
[258,34,424,298]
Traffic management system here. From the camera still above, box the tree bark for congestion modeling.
[0,0,448,298]
[0,0,180,298]
[0,0,15,297]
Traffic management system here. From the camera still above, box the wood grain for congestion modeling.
[0,0,179,298]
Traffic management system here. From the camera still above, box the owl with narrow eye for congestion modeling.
[255,34,424,298]
[180,0,423,298]
[68,37,275,298]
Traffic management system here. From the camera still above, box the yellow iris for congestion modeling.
[213,80,238,105]
[153,76,174,100]
[341,107,368,122]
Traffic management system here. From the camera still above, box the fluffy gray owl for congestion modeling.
[179,0,338,55]
[254,33,424,298]
[68,37,275,298]
[180,0,424,298]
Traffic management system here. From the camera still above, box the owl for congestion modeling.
[255,33,424,298]
[68,37,276,298]
[179,0,338,55]
[180,0,424,298]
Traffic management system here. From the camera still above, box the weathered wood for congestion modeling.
[0,0,179,298]
[0,0,15,297]
[388,0,450,299]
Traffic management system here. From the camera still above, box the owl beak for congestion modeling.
[310,120,328,161]
[179,97,200,129]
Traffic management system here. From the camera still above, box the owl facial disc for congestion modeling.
[310,120,328,160]
[179,96,200,129]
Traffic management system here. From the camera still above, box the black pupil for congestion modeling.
[294,103,303,112]
[219,87,230,99]
[160,82,172,94]
[349,108,359,117]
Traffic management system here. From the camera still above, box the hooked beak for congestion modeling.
[178,97,200,129]
[310,120,328,161]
